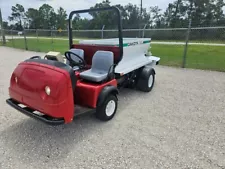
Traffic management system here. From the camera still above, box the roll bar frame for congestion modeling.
[68,6,123,64]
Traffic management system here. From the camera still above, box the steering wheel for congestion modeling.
[64,51,86,69]
[30,56,41,59]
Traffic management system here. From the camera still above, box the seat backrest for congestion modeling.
[66,48,84,64]
[91,50,114,73]
[72,44,120,66]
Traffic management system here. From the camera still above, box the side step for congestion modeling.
[74,105,96,117]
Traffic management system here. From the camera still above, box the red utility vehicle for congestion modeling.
[6,7,160,125]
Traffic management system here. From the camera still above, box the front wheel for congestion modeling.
[96,94,118,121]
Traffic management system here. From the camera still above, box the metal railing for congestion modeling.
[1,26,225,72]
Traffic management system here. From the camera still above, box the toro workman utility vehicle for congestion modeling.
[6,7,160,125]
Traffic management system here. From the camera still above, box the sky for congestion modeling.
[0,0,173,21]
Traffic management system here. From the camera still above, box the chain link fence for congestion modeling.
[1,26,225,72]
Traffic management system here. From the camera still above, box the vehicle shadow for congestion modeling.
[0,113,104,164]
[0,87,151,165]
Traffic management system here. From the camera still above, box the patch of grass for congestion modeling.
[4,38,78,54]
[150,44,184,67]
[185,45,225,72]
[151,44,225,72]
[2,38,225,72]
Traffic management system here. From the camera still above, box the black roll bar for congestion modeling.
[68,6,123,63]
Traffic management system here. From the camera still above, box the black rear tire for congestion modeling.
[136,67,155,92]
[96,94,118,121]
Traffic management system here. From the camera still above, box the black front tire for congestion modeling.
[96,94,118,121]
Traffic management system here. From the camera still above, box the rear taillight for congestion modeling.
[10,73,17,86]
[45,86,51,95]
[15,77,18,83]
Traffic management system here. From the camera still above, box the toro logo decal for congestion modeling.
[127,42,139,46]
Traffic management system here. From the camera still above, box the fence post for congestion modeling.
[0,8,6,45]
[23,29,28,50]
[182,19,192,68]
[51,30,54,50]
[36,29,39,52]
[11,29,15,47]
[142,24,147,38]
[101,25,105,39]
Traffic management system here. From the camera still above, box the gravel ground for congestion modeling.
[0,46,225,169]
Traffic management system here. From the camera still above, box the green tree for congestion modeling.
[89,0,112,29]
[3,21,9,29]
[211,0,225,25]
[123,3,141,28]
[39,4,56,29]
[56,7,67,29]
[72,14,90,30]
[25,8,40,29]
[164,0,225,27]
[88,0,151,29]
[150,6,163,28]
[185,0,225,26]
[163,0,189,28]
[6,0,224,31]
[8,4,26,30]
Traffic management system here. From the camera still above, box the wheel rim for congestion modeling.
[105,100,116,117]
[148,75,153,88]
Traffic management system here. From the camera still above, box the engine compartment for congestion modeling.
[9,59,75,123]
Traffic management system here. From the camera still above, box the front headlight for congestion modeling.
[45,86,51,95]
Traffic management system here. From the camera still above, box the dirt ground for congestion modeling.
[0,46,225,169]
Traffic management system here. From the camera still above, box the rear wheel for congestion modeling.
[96,94,118,121]
[136,67,155,92]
